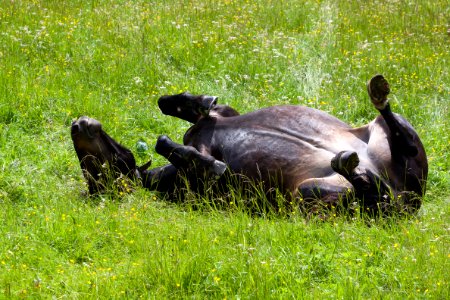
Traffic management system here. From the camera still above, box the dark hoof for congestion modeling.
[155,135,175,157]
[367,74,390,110]
[158,92,218,123]
[331,151,359,176]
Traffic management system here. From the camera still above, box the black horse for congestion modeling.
[71,75,428,215]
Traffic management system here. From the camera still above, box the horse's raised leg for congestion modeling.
[158,92,240,123]
[367,74,428,197]
[158,92,218,123]
[155,135,227,178]
[368,75,419,157]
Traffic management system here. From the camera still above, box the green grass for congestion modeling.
[0,0,449,298]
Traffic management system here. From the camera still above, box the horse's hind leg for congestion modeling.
[331,151,422,215]
[331,150,391,214]
[367,75,418,157]
[367,74,428,197]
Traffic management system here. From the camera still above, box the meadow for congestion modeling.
[0,0,449,298]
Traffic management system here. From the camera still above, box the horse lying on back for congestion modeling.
[71,75,428,216]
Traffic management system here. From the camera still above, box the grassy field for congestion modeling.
[0,0,449,298]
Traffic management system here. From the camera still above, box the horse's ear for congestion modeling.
[138,159,152,173]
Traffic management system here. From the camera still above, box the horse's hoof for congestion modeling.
[331,151,360,176]
[155,135,175,157]
[367,74,390,110]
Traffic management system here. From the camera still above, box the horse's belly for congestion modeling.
[218,133,341,187]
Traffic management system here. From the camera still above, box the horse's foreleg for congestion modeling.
[155,135,227,178]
